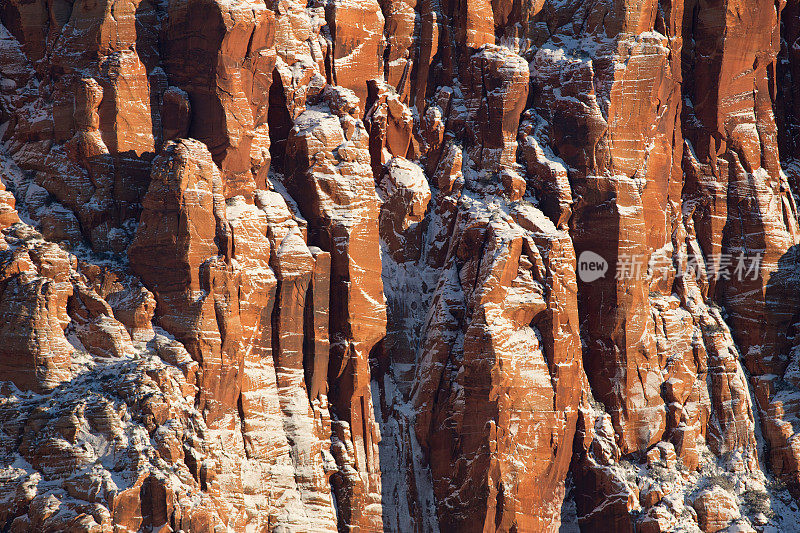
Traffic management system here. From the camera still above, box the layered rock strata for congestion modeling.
[2,0,800,531]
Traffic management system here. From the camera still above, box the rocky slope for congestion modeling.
[3,0,800,531]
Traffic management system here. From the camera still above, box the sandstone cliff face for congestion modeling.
[3,0,800,531]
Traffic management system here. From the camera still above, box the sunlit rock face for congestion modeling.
[3,0,800,531]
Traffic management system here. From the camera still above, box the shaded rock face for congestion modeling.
[4,0,800,532]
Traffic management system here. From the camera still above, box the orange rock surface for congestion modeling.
[2,0,800,531]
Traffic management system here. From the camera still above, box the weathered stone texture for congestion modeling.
[3,0,800,531]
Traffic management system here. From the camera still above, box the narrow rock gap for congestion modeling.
[268,69,291,172]
[237,393,250,460]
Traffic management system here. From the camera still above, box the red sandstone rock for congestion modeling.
[380,0,415,99]
[285,89,386,530]
[464,44,529,175]
[378,157,431,262]
[3,0,800,531]
[691,487,740,533]
[161,0,277,198]
[366,80,415,175]
[326,0,385,110]
[412,201,585,531]
[637,505,677,533]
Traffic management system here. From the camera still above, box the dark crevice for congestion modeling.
[303,277,315,403]
[267,69,292,172]
[237,394,250,460]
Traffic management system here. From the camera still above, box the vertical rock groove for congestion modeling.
[2,0,800,531]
